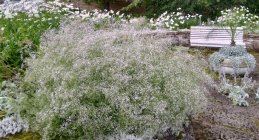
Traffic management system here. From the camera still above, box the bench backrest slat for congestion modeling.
[190,26,245,47]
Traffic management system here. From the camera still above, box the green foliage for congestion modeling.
[216,6,259,34]
[0,7,65,82]
[228,85,249,106]
[217,74,256,106]
[83,0,116,10]
[127,0,258,20]
[0,111,5,120]
[5,132,41,140]
[12,21,211,139]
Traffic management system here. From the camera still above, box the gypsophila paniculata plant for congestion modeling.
[12,20,212,140]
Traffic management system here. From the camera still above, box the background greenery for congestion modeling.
[86,0,259,19]
[0,8,64,82]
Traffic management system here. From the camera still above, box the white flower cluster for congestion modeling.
[0,0,44,18]
[0,0,128,25]
[0,0,77,18]
[15,21,211,139]
[0,115,28,138]
[216,6,259,33]
[74,9,129,25]
[150,9,201,30]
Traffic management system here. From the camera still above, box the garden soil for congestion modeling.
[190,55,259,140]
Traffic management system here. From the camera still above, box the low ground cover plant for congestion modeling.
[217,74,257,106]
[9,20,212,139]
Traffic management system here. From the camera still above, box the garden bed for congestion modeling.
[189,50,259,139]
[0,1,259,139]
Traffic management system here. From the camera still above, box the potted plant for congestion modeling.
[209,7,256,76]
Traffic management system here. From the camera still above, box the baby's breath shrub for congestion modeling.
[13,20,211,140]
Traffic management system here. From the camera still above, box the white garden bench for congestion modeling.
[190,26,246,47]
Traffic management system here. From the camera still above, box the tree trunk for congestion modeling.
[231,38,236,46]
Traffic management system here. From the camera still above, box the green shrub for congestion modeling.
[13,21,211,139]
[126,0,259,20]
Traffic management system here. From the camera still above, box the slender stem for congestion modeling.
[230,26,236,46]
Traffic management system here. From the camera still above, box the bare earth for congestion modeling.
[191,55,259,140]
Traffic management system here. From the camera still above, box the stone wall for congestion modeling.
[163,30,190,46]
[142,30,190,47]
[244,34,259,50]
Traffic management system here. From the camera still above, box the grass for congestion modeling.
[248,50,259,56]
[5,132,41,140]
[187,47,217,57]
[0,111,6,120]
